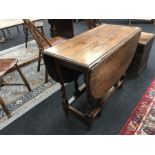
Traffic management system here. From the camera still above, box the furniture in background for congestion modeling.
[43,24,141,127]
[0,19,22,39]
[48,19,74,39]
[128,19,155,25]
[0,58,31,117]
[47,19,101,40]
[127,32,155,76]
[1,29,10,40]
[86,19,102,29]
[151,19,155,24]
[0,19,39,42]
[23,19,66,82]
[24,21,44,48]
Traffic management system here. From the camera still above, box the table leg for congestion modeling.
[54,60,69,115]
[37,49,42,72]
[1,29,6,38]
[74,77,80,96]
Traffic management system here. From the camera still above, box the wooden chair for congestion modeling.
[23,19,66,77]
[24,21,45,48]
[23,20,82,107]
[0,58,31,117]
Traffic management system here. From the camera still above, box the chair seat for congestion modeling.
[0,58,17,77]
[42,36,66,50]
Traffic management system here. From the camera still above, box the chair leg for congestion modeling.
[25,27,28,48]
[0,96,11,118]
[1,29,6,38]
[37,50,42,72]
[15,64,31,92]
[6,28,11,36]
[16,26,20,34]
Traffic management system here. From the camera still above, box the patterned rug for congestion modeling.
[0,40,38,65]
[120,78,155,135]
[0,42,60,130]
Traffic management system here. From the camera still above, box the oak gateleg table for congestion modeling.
[43,24,141,128]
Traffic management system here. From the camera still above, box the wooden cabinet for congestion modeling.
[48,19,74,38]
[127,32,155,76]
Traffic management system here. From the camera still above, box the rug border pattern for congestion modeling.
[120,78,155,135]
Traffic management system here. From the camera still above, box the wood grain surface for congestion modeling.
[44,24,141,68]
[88,33,141,99]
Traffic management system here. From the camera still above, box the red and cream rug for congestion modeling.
[120,78,155,135]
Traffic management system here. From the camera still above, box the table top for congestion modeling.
[0,19,39,30]
[44,24,141,68]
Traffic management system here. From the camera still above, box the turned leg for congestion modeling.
[0,96,11,118]
[25,27,28,48]
[60,79,69,116]
[6,28,11,36]
[85,112,93,129]
[74,77,80,96]
[37,49,42,72]
[54,60,69,116]
[16,26,20,34]
[15,64,31,92]
[1,29,6,38]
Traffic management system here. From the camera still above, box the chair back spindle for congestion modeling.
[23,19,51,50]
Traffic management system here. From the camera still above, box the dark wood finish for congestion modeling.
[0,58,17,77]
[127,32,155,76]
[47,19,101,40]
[6,56,39,74]
[86,19,101,29]
[44,24,141,67]
[24,21,45,48]
[0,58,32,117]
[0,96,11,118]
[48,19,74,38]
[0,58,32,91]
[129,19,155,25]
[89,33,140,99]
[43,24,141,127]
[23,19,66,75]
